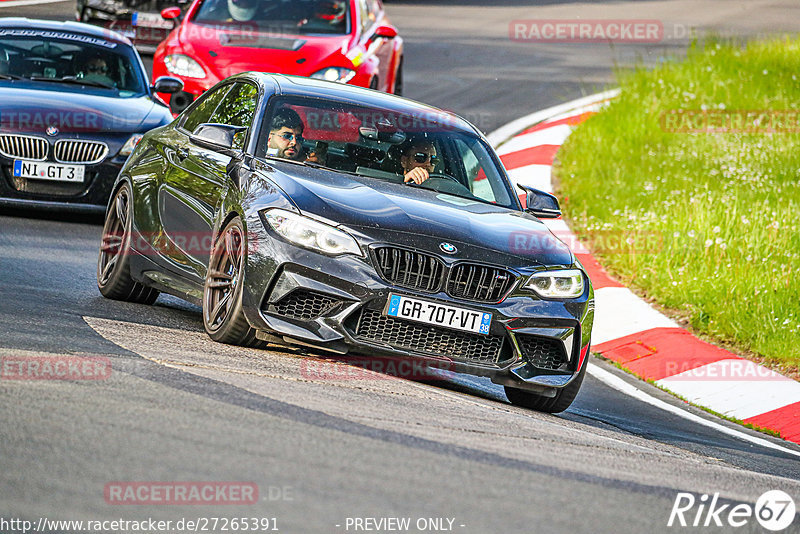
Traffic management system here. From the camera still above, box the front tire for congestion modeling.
[97,183,159,304]
[202,217,262,347]
[504,358,588,413]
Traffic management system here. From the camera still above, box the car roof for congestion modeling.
[0,18,134,47]
[235,72,482,137]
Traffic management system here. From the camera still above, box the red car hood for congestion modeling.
[176,24,352,80]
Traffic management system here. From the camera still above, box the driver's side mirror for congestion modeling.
[519,184,561,219]
[370,25,398,41]
[152,76,183,94]
[190,123,246,157]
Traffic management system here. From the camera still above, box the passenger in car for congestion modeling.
[266,107,325,163]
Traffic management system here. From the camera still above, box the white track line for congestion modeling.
[487,88,620,147]
[587,363,800,458]
[0,0,69,7]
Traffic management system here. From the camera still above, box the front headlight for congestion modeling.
[524,269,584,298]
[164,54,206,79]
[310,67,356,83]
[119,134,143,157]
[262,209,362,257]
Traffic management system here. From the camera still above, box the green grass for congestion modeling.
[556,37,800,370]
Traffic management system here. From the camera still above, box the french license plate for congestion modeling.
[385,294,492,335]
[132,12,174,29]
[13,160,84,182]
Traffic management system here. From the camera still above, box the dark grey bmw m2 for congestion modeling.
[97,72,594,412]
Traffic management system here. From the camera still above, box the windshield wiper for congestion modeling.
[28,76,114,89]
[0,73,23,80]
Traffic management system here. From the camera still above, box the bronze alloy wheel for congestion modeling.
[96,183,159,304]
[202,217,262,346]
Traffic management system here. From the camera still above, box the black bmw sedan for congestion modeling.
[0,18,182,212]
[97,72,594,412]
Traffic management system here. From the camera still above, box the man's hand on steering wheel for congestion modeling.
[404,167,430,185]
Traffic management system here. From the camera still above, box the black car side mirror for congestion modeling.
[152,76,183,94]
[190,123,246,157]
[519,184,561,219]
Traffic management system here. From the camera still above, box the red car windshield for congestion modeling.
[193,0,350,35]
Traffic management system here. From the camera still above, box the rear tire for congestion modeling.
[202,217,264,348]
[504,358,587,413]
[97,183,159,304]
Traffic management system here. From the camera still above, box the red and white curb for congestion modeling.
[490,92,800,446]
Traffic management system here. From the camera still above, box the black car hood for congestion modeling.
[263,162,574,268]
[0,83,168,134]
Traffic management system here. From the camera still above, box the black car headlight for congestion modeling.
[524,269,584,298]
[262,208,363,257]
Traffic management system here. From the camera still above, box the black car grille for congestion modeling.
[446,264,516,303]
[0,134,48,160]
[269,290,340,320]
[373,246,443,293]
[354,309,506,364]
[517,335,568,370]
[54,139,108,164]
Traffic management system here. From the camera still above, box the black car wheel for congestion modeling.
[504,358,588,413]
[203,217,262,347]
[97,183,160,304]
[394,58,403,96]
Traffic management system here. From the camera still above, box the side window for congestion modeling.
[357,0,371,33]
[453,138,497,203]
[207,82,258,149]
[181,84,232,134]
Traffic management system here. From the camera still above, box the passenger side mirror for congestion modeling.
[160,6,182,20]
[519,184,561,219]
[152,76,183,94]
[190,123,246,157]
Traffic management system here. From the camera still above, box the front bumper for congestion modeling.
[0,156,125,209]
[241,224,594,393]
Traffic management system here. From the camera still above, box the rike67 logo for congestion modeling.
[668,490,796,531]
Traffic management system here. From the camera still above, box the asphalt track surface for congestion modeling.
[2,1,800,533]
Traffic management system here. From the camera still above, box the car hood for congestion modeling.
[261,162,574,268]
[177,24,350,79]
[0,84,168,134]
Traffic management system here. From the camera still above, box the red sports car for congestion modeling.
[152,0,403,113]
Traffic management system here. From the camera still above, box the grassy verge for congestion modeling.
[556,37,800,371]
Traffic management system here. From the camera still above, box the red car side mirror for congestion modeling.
[160,6,181,20]
[371,25,398,40]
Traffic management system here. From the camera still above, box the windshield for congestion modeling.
[0,29,147,96]
[259,96,516,208]
[193,0,349,34]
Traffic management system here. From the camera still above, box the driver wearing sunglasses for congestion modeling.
[400,136,436,185]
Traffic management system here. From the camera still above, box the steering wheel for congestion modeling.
[407,173,473,197]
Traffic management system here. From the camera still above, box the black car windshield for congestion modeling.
[193,0,349,34]
[0,29,147,96]
[260,97,516,209]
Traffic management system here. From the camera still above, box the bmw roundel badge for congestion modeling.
[439,242,458,254]
[46,126,59,137]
